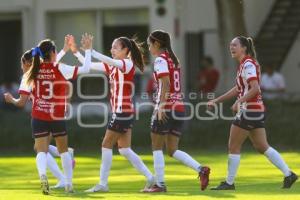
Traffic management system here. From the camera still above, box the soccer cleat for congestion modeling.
[140,176,156,192]
[65,184,74,193]
[142,184,167,193]
[84,184,109,193]
[68,147,76,169]
[282,171,298,189]
[198,166,210,191]
[50,180,66,189]
[211,181,235,190]
[40,175,50,195]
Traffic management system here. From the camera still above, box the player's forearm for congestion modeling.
[56,50,66,63]
[92,50,123,69]
[77,50,91,74]
[215,86,238,103]
[159,78,170,109]
[10,98,26,108]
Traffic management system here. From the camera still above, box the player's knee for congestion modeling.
[167,148,176,157]
[254,145,268,154]
[102,140,113,149]
[118,147,130,156]
[228,144,241,154]
[151,141,163,151]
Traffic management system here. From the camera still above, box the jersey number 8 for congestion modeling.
[173,70,181,92]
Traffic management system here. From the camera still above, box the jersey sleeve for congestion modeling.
[74,51,109,74]
[92,50,132,74]
[154,57,169,78]
[56,49,66,63]
[243,61,258,83]
[18,75,31,95]
[90,62,111,75]
[58,63,79,80]
[58,49,91,79]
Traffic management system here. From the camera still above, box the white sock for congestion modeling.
[264,147,291,177]
[119,148,153,180]
[153,150,165,186]
[172,150,201,172]
[60,152,73,185]
[47,153,65,183]
[226,154,240,185]
[99,148,113,186]
[36,152,47,177]
[48,145,60,157]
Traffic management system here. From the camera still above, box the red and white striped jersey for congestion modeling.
[102,59,135,113]
[19,63,78,121]
[236,56,265,111]
[153,52,185,112]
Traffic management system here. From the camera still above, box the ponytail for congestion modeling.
[247,37,257,59]
[118,37,145,72]
[129,39,145,72]
[237,36,257,60]
[26,39,56,85]
[165,37,179,66]
[148,30,179,66]
[26,47,42,85]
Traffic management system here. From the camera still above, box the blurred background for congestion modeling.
[0,0,300,152]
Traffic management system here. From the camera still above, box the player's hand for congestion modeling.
[158,109,168,124]
[231,101,239,113]
[63,34,71,52]
[68,35,78,53]
[81,33,93,51]
[4,92,14,104]
[207,99,217,110]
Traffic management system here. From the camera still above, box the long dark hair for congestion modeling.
[117,37,145,72]
[26,39,56,84]
[148,30,179,66]
[236,36,257,59]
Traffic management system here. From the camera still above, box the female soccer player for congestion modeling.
[143,30,210,193]
[70,36,155,193]
[208,36,297,190]
[4,45,75,189]
[4,34,92,194]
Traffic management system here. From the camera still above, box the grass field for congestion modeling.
[0,151,299,200]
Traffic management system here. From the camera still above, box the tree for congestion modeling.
[215,0,247,90]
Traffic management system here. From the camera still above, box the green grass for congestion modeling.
[0,151,300,200]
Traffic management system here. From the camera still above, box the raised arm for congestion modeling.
[58,34,93,79]
[73,51,107,72]
[55,35,72,63]
[92,50,125,70]
[69,34,107,72]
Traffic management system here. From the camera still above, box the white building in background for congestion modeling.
[0,0,299,94]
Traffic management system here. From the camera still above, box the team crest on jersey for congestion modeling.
[154,59,163,65]
[244,64,253,69]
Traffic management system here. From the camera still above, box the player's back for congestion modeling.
[32,63,68,120]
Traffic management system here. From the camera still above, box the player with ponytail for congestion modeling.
[208,36,297,190]
[143,30,210,193]
[77,36,155,193]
